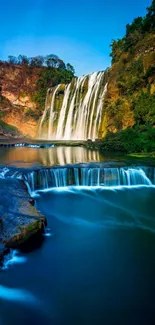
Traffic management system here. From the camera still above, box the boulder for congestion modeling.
[0,178,46,248]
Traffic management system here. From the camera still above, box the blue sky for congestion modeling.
[0,0,152,76]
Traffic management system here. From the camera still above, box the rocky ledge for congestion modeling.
[0,178,46,263]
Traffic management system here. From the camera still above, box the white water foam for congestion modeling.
[2,250,27,270]
[39,71,107,140]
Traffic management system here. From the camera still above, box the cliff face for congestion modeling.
[100,33,155,136]
[0,61,74,138]
[100,0,155,136]
[0,63,43,137]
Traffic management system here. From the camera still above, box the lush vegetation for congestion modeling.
[33,66,74,111]
[0,53,75,119]
[99,126,155,153]
[110,0,155,63]
[100,0,155,153]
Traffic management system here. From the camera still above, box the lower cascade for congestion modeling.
[0,165,154,192]
[39,72,107,141]
[24,166,154,192]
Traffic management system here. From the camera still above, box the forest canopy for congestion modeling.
[110,0,155,63]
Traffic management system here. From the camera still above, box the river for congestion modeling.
[0,145,155,325]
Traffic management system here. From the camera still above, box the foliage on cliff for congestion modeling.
[0,119,20,137]
[101,0,155,140]
[0,54,75,136]
[33,66,74,111]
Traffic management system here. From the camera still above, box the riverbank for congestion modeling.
[84,126,155,157]
[0,137,154,165]
[0,124,154,155]
[0,137,85,147]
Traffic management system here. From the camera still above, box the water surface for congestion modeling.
[0,145,155,325]
[1,186,155,324]
[0,145,154,167]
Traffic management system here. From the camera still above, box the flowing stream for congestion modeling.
[0,145,155,325]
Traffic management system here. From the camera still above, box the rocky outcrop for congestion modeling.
[0,62,43,138]
[0,178,46,259]
[0,62,41,107]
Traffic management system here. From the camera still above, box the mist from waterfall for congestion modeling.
[39,72,107,140]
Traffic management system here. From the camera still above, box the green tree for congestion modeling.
[110,39,125,63]
[66,63,75,74]
[8,56,18,64]
[144,0,155,31]
[134,91,155,125]
[18,55,29,65]
[30,56,44,67]
[34,66,74,110]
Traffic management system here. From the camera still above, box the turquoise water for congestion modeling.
[0,146,155,324]
[1,185,155,324]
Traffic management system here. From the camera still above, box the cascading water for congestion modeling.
[23,166,155,193]
[39,72,107,140]
[48,85,61,140]
[0,165,154,194]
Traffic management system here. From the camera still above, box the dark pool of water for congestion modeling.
[1,185,155,325]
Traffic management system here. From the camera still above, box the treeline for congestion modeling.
[111,0,155,63]
[1,54,75,73]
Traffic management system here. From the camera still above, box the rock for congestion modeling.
[0,243,9,265]
[95,138,102,143]
[0,178,47,248]
[86,139,92,144]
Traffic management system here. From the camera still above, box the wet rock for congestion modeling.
[0,243,9,265]
[86,139,93,144]
[0,178,46,248]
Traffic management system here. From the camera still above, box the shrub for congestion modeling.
[100,126,155,153]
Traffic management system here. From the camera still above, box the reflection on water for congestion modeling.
[0,146,100,167]
[0,146,154,168]
[40,147,100,166]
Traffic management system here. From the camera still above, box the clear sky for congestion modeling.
[0,0,152,76]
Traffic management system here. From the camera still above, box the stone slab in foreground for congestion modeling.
[0,178,46,249]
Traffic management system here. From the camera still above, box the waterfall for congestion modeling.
[48,85,61,140]
[56,84,71,139]
[0,165,154,193]
[38,89,50,138]
[23,166,155,193]
[39,71,107,140]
